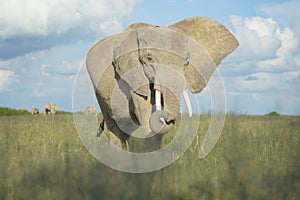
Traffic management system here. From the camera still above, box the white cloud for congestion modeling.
[0,41,87,110]
[224,71,300,92]
[0,70,17,92]
[41,59,82,76]
[221,14,300,115]
[38,45,85,76]
[227,15,300,73]
[0,0,138,110]
[223,15,300,79]
[262,27,299,67]
[0,0,137,39]
[1,0,299,115]
[230,16,278,61]
[0,0,138,60]
[260,1,300,34]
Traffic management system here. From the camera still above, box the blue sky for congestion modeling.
[0,0,299,115]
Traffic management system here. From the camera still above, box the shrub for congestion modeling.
[0,107,30,116]
[266,111,280,116]
[55,110,73,115]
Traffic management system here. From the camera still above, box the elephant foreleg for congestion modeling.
[103,114,130,150]
[109,131,129,150]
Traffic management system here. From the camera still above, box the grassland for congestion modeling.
[0,113,300,200]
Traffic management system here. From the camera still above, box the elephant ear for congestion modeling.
[170,17,239,93]
[86,23,153,100]
[125,22,156,31]
[86,34,117,90]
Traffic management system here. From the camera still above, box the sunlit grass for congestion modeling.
[0,114,299,199]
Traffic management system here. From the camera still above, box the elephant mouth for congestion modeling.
[154,89,192,117]
[166,119,175,125]
[149,89,191,134]
[149,110,175,134]
[153,88,192,118]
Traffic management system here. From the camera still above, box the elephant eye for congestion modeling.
[134,91,148,101]
[184,54,190,66]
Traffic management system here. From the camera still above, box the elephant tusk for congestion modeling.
[159,117,165,124]
[155,89,162,111]
[183,90,192,117]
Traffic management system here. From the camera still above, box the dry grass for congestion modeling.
[0,114,300,199]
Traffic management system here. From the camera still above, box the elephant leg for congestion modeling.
[109,131,129,150]
[104,114,130,150]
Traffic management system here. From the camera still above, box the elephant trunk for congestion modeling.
[149,110,174,134]
[149,89,192,134]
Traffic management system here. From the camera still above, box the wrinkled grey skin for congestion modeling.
[86,17,239,150]
[45,103,58,115]
[31,108,39,115]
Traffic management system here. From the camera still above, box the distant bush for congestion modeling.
[0,107,30,116]
[55,110,73,115]
[266,111,280,116]
[0,107,74,116]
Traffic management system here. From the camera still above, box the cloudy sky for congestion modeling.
[0,0,299,115]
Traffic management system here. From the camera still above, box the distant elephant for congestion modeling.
[18,108,28,112]
[31,108,39,115]
[86,17,239,150]
[45,103,58,115]
[84,106,98,115]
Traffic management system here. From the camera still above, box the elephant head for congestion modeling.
[84,106,98,115]
[45,103,58,115]
[86,17,239,149]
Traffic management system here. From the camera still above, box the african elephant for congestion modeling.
[45,103,58,115]
[18,108,28,112]
[86,17,239,150]
[31,108,39,115]
[84,106,98,115]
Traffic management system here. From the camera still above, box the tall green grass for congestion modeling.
[0,114,299,199]
[0,107,73,116]
[0,107,30,116]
